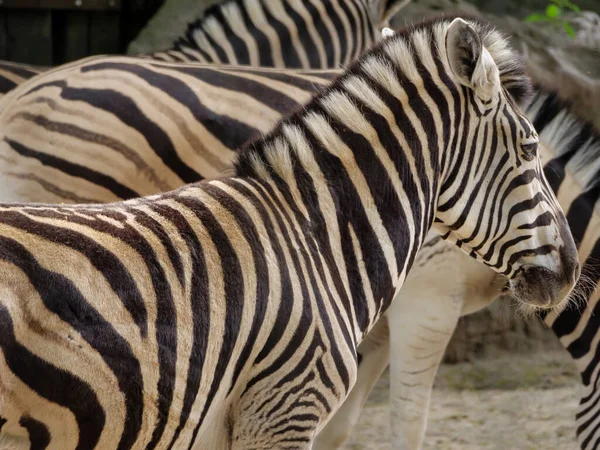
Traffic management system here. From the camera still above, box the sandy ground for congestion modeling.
[341,350,582,449]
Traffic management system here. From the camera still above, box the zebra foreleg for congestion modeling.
[387,236,501,449]
[387,292,462,450]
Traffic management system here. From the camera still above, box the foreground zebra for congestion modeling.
[3,22,600,449]
[0,23,598,448]
[317,87,600,450]
[0,18,579,449]
[0,0,409,99]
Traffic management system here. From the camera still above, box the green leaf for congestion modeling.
[563,21,576,38]
[546,4,562,18]
[524,13,546,22]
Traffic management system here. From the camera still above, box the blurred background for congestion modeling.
[1,0,599,448]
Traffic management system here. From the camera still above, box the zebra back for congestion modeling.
[152,0,410,68]
[0,61,47,99]
[0,57,337,204]
[0,0,409,99]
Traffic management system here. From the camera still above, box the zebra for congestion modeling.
[0,26,596,448]
[0,59,338,203]
[152,0,411,67]
[0,61,47,100]
[0,0,410,99]
[0,24,596,448]
[314,87,600,450]
[0,17,579,449]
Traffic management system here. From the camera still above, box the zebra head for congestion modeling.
[429,18,580,310]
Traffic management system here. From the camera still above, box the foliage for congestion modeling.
[524,0,581,38]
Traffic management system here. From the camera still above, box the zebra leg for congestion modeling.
[387,237,502,449]
[387,291,462,450]
[313,318,390,450]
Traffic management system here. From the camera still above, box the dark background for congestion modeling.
[0,0,165,65]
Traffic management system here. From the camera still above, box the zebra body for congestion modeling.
[0,61,46,100]
[316,88,600,450]
[0,59,336,203]
[0,18,578,449]
[0,0,409,99]
[155,0,409,67]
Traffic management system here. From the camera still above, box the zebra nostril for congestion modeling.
[559,245,580,285]
[567,261,581,284]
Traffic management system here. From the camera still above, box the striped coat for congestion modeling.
[0,0,409,99]
[0,18,578,450]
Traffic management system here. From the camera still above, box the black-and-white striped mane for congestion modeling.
[235,16,532,175]
[526,87,600,192]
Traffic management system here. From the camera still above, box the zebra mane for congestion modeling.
[398,14,532,104]
[235,16,531,176]
[525,86,600,192]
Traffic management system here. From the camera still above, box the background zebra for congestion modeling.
[0,59,337,203]
[0,17,579,450]
[151,0,411,67]
[0,61,47,100]
[315,88,600,450]
[0,0,410,99]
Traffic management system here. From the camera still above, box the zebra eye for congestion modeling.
[521,142,538,161]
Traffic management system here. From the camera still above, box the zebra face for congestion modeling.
[434,18,580,310]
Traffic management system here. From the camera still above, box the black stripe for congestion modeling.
[6,139,139,201]
[337,0,358,60]
[202,182,271,395]
[262,2,302,67]
[304,0,335,67]
[52,73,203,183]
[212,66,335,91]
[200,24,229,63]
[0,63,42,79]
[321,0,347,64]
[174,195,245,444]
[163,64,305,116]
[238,1,274,66]
[281,0,321,68]
[0,76,17,95]
[148,204,210,450]
[19,417,50,450]
[213,7,250,64]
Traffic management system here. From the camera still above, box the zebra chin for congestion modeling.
[508,249,580,311]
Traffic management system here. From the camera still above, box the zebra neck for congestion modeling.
[235,109,441,339]
[159,0,377,68]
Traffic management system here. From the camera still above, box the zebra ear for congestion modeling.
[445,18,500,102]
[382,27,395,38]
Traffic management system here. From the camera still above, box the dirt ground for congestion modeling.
[341,350,582,450]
